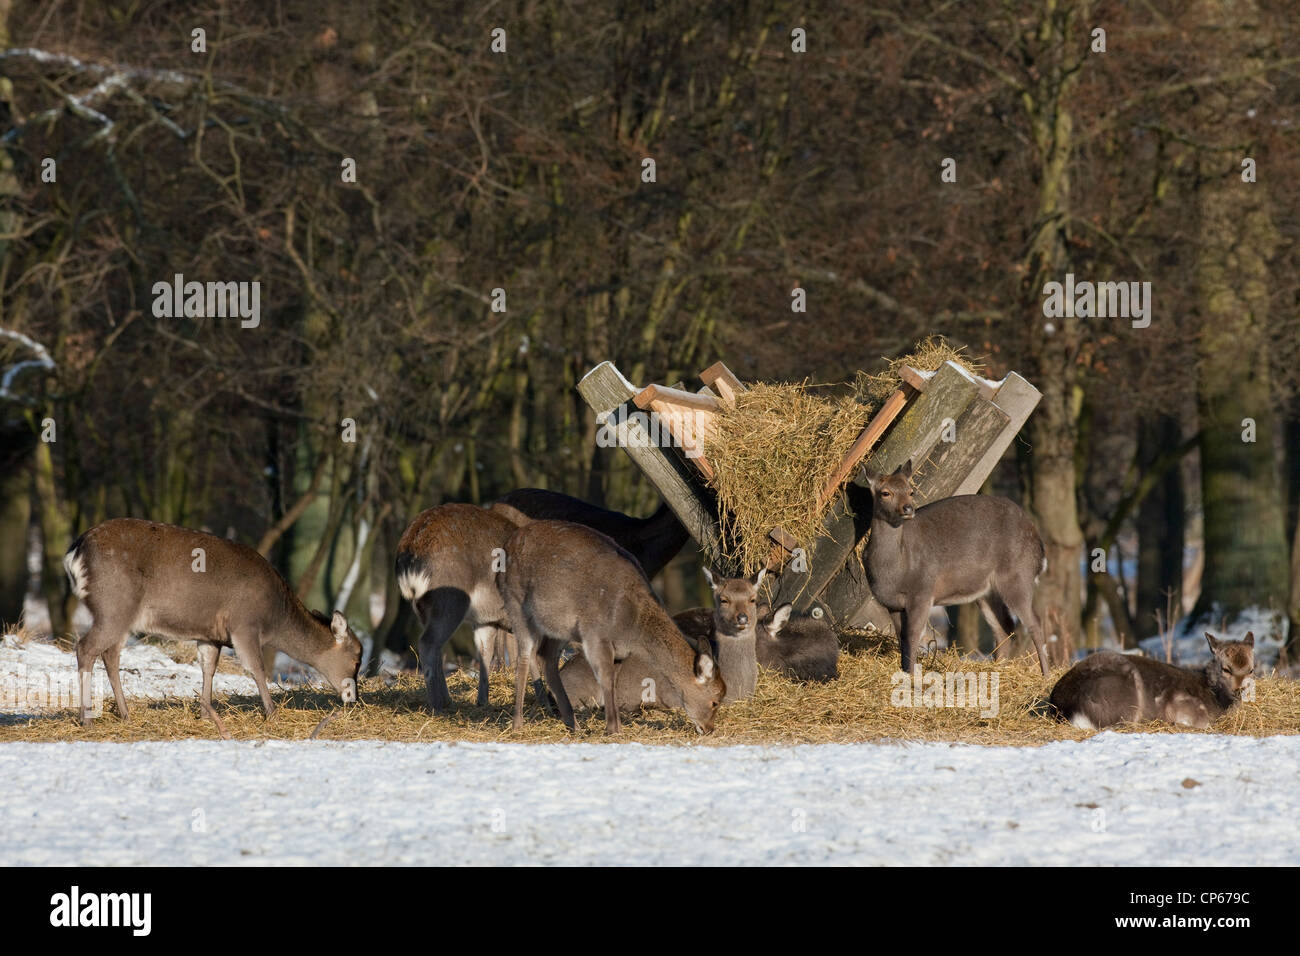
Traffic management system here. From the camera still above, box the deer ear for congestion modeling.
[771,603,793,634]
[899,458,914,480]
[1205,632,1219,652]
[702,567,716,590]
[749,567,767,589]
[331,610,349,643]
[694,651,716,684]
[1243,631,1255,647]
[859,465,880,491]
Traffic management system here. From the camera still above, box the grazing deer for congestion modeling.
[491,488,689,577]
[498,520,724,735]
[756,604,840,682]
[1050,633,1255,730]
[64,518,362,736]
[396,503,544,712]
[860,460,1050,676]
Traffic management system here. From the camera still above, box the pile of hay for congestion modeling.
[4,647,1295,745]
[702,337,983,574]
[704,382,869,574]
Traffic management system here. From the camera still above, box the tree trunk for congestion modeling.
[1135,414,1186,637]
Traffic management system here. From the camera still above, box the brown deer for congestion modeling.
[497,520,724,735]
[860,460,1050,676]
[64,518,362,736]
[563,567,764,708]
[756,603,840,682]
[1050,633,1255,730]
[396,502,544,712]
[491,488,689,577]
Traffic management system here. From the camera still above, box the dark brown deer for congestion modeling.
[860,460,1050,676]
[498,520,724,735]
[64,519,362,736]
[396,502,546,712]
[1050,633,1255,729]
[491,488,689,577]
[756,603,840,682]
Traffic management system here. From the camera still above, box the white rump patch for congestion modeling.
[397,567,432,603]
[63,549,89,600]
[1068,712,1095,731]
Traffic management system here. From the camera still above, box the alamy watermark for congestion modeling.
[151,273,261,328]
[1042,273,1151,329]
[0,662,102,716]
[890,666,1000,717]
[596,405,706,459]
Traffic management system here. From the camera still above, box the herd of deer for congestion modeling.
[62,461,1257,738]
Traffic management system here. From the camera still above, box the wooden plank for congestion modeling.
[815,387,913,512]
[633,383,720,413]
[768,361,983,613]
[700,361,747,393]
[899,364,1001,400]
[912,398,1010,504]
[953,372,1041,496]
[642,398,718,480]
[578,362,730,570]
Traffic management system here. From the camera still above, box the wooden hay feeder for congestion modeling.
[578,358,1041,628]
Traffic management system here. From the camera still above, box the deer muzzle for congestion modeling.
[340,678,357,704]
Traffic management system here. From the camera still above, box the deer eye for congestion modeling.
[880,490,891,498]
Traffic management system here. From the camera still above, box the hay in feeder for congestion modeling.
[703,382,870,574]
[854,335,984,404]
[703,337,984,575]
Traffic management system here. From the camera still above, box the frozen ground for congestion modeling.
[0,733,1295,865]
[1,633,260,717]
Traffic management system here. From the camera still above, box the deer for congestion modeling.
[1050,633,1255,730]
[672,568,766,702]
[860,459,1050,676]
[756,603,840,682]
[64,518,362,737]
[497,519,725,735]
[490,488,689,577]
[396,502,545,712]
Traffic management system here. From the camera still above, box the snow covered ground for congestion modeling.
[1,633,259,717]
[0,733,1295,865]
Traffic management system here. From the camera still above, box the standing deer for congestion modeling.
[756,603,840,682]
[396,503,543,712]
[860,460,1050,676]
[1050,633,1255,729]
[64,519,362,736]
[490,488,689,577]
[498,520,724,735]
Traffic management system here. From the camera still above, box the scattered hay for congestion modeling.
[701,336,983,575]
[704,382,869,574]
[3,649,1294,746]
[854,334,984,404]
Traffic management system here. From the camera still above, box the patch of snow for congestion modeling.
[0,734,1295,865]
[1138,606,1286,670]
[1,634,259,717]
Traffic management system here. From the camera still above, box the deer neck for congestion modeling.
[269,600,333,664]
[713,619,757,701]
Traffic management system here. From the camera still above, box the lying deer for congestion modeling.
[1050,633,1255,730]
[757,603,840,682]
[498,520,725,734]
[64,518,362,736]
[860,460,1050,676]
[396,502,543,712]
[491,488,688,577]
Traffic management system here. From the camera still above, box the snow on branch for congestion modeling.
[0,328,55,405]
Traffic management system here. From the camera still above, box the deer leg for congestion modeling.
[471,624,498,707]
[416,588,470,713]
[76,621,126,725]
[587,641,622,736]
[511,627,539,732]
[260,644,279,683]
[100,642,130,721]
[196,642,232,739]
[1003,589,1051,677]
[901,598,932,674]
[541,637,575,730]
[977,596,1014,658]
[231,630,276,718]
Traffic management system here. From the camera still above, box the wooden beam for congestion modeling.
[578,362,729,569]
[815,386,913,512]
[633,383,721,413]
[912,399,1010,504]
[699,361,747,408]
[953,372,1041,496]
